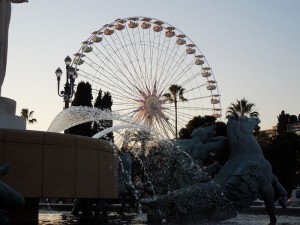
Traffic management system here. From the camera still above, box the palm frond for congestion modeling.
[226,97,259,117]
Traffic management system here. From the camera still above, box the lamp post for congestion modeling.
[55,56,78,109]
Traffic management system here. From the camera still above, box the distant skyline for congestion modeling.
[2,0,300,131]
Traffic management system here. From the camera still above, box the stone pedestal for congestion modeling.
[0,97,25,130]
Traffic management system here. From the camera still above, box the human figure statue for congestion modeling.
[0,0,28,95]
[0,163,25,225]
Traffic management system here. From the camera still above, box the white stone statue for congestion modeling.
[0,0,28,95]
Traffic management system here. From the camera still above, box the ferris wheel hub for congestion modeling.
[145,96,162,116]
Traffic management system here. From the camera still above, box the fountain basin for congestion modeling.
[0,128,118,198]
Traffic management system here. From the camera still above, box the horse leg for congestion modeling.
[260,184,277,225]
[272,175,287,209]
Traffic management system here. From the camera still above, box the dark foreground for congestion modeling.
[37,210,300,225]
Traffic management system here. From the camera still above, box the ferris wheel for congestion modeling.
[72,16,221,140]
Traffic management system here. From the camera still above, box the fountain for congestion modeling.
[0,101,297,225]
[141,116,288,224]
[45,107,290,225]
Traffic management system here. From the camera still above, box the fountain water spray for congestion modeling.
[48,106,150,133]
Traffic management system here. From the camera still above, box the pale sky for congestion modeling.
[2,0,300,131]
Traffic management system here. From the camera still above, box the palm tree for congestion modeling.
[163,84,188,139]
[131,130,153,156]
[20,108,37,124]
[226,97,259,117]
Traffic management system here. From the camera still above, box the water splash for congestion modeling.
[48,106,146,133]
[48,106,163,150]
[92,125,151,139]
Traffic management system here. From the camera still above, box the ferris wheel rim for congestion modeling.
[71,16,222,141]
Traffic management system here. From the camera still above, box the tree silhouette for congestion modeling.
[92,89,114,142]
[277,110,290,133]
[163,84,188,139]
[20,108,37,124]
[69,81,93,136]
[262,132,300,196]
[131,130,153,156]
[178,115,216,139]
[226,97,259,117]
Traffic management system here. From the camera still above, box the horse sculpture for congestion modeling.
[213,115,287,224]
[143,116,287,225]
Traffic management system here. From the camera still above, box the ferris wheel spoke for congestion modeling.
[156,116,175,139]
[187,94,216,101]
[159,53,189,91]
[90,79,140,105]
[81,48,129,87]
[160,114,185,135]
[113,105,140,113]
[112,100,141,108]
[148,28,155,87]
[130,27,147,84]
[119,26,147,91]
[157,49,187,92]
[153,33,167,81]
[125,26,145,85]
[139,28,152,87]
[157,44,181,89]
[97,36,143,95]
[89,47,139,94]
[77,67,124,94]
[156,35,179,85]
[168,59,195,85]
[179,73,203,88]
[98,34,141,90]
[150,31,162,81]
[184,83,206,96]
[163,109,192,124]
[78,63,137,101]
[172,117,187,131]
[160,57,194,92]
[136,27,149,87]
[176,106,216,111]
[155,37,171,82]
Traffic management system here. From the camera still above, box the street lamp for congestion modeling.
[55,56,78,109]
